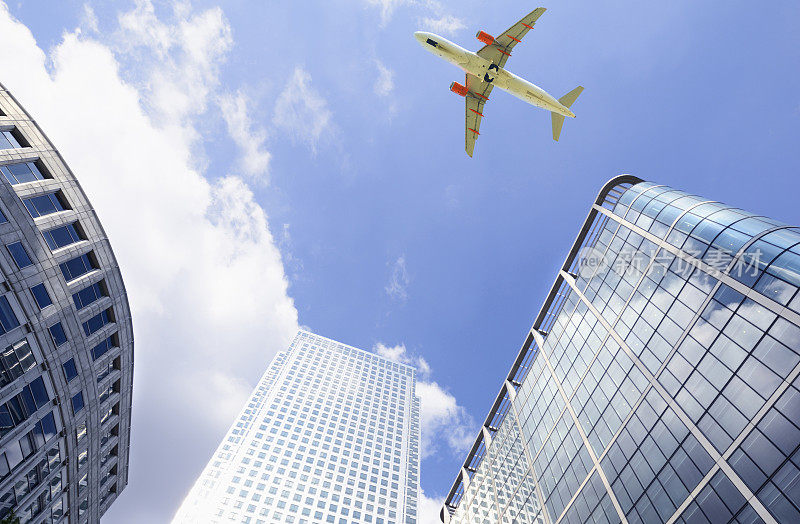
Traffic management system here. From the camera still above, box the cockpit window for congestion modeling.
[426,38,439,48]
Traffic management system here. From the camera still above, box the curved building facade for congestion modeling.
[442,177,800,523]
[0,85,133,522]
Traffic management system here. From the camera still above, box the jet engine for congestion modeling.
[476,31,495,45]
[449,82,468,97]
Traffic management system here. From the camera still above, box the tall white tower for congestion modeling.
[174,331,420,524]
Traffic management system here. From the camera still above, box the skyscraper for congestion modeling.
[174,331,420,524]
[442,176,800,523]
[0,85,133,522]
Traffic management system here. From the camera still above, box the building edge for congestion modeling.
[439,174,643,521]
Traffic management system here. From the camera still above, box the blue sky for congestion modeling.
[1,0,799,522]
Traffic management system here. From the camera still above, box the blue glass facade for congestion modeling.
[442,178,800,524]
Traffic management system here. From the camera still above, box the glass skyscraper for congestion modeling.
[441,176,800,524]
[174,331,420,524]
[0,85,133,522]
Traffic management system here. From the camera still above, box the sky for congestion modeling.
[0,0,798,522]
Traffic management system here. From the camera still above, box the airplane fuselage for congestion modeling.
[414,31,575,118]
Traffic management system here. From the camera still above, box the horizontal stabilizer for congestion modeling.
[551,113,566,142]
[558,86,584,108]
[552,86,584,141]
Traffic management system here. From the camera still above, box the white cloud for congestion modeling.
[420,14,466,36]
[419,490,445,524]
[0,2,297,522]
[364,0,405,26]
[362,0,462,35]
[374,59,395,97]
[114,0,233,135]
[80,3,99,33]
[272,67,335,153]
[386,255,410,301]
[374,343,475,459]
[416,381,476,459]
[219,91,271,182]
[375,343,431,377]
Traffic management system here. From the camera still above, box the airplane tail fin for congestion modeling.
[551,86,584,141]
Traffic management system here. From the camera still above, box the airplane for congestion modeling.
[414,7,583,157]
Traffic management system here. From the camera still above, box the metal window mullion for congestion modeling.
[541,213,674,470]
[589,275,722,465]
[531,328,615,460]
[590,211,795,523]
[595,205,800,327]
[487,462,503,523]
[514,300,589,464]
[531,330,629,524]
[721,225,794,274]
[582,217,622,285]
[616,184,669,223]
[522,327,603,470]
[561,270,778,524]
[579,206,732,465]
[506,296,581,445]
[665,349,800,523]
[507,393,553,524]
[552,464,598,524]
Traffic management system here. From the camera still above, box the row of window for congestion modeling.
[0,376,50,437]
[5,234,93,278]
[206,342,413,524]
[1,155,125,519]
[0,161,48,185]
[0,130,25,151]
[0,340,36,390]
[0,411,57,478]
[0,296,19,338]
[0,442,61,518]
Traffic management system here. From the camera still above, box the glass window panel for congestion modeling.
[731,217,774,237]
[42,223,81,250]
[768,251,800,287]
[737,357,781,399]
[760,229,800,250]
[770,319,800,352]
[754,273,798,305]
[758,410,800,456]
[30,283,52,309]
[759,481,800,522]
[6,242,33,269]
[754,335,799,374]
[0,162,44,184]
[0,297,19,334]
[49,322,67,347]
[742,430,783,477]
[71,392,84,414]
[0,130,21,149]
[59,253,95,281]
[63,359,78,382]
[29,377,49,408]
[22,193,65,218]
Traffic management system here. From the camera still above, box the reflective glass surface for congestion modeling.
[448,181,800,524]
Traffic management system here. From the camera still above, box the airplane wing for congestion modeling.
[465,73,493,157]
[476,7,546,69]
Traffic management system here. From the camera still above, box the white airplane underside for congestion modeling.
[414,7,583,157]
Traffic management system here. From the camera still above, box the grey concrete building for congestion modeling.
[0,85,133,522]
[442,177,800,524]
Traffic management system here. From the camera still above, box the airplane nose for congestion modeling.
[413,32,425,44]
